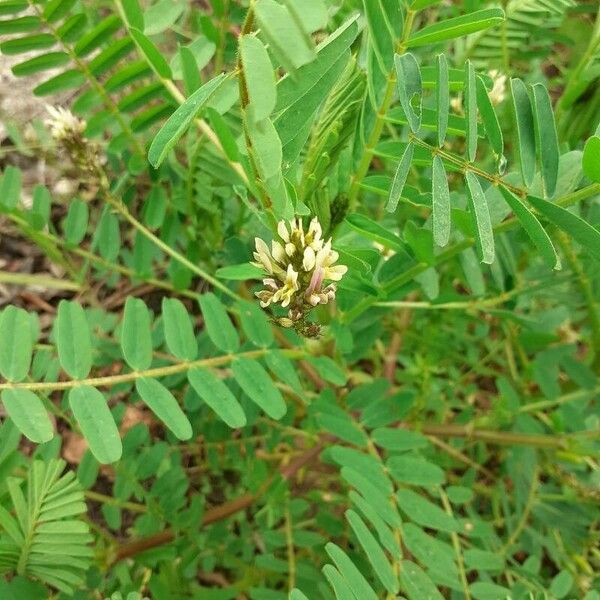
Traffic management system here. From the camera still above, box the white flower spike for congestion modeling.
[252,217,347,326]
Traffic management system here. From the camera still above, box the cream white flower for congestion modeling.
[253,217,347,319]
[45,105,86,141]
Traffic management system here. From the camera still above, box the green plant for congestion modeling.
[0,0,599,598]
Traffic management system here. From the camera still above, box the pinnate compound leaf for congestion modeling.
[56,300,92,379]
[0,305,32,382]
[69,386,122,463]
[199,292,240,353]
[148,74,227,167]
[161,297,197,360]
[465,171,495,264]
[187,367,246,428]
[1,389,53,443]
[499,187,560,269]
[407,8,505,47]
[231,357,286,419]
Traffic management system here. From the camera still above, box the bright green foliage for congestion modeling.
[0,459,91,594]
[0,0,599,598]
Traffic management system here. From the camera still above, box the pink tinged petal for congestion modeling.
[306,267,325,296]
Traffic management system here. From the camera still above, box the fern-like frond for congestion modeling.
[466,0,575,68]
[0,458,92,594]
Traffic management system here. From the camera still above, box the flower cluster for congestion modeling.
[45,106,100,176]
[45,106,86,142]
[253,218,347,325]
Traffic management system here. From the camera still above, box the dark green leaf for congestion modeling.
[475,74,503,163]
[510,78,536,187]
[11,52,70,76]
[531,83,559,198]
[34,69,86,96]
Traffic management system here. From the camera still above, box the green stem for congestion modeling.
[0,348,304,392]
[439,488,471,600]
